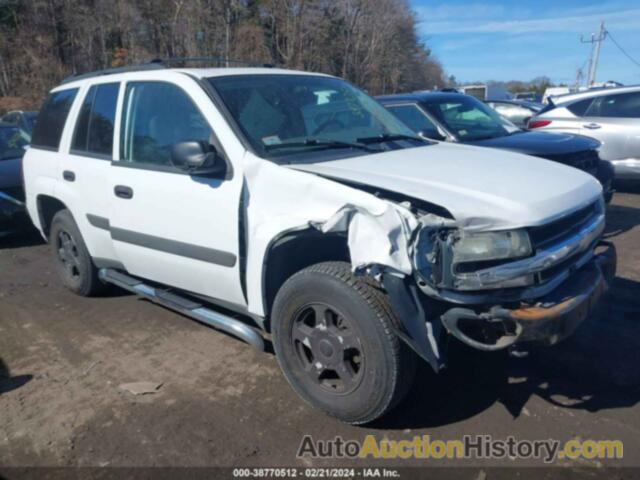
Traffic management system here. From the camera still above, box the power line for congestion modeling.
[606,29,640,69]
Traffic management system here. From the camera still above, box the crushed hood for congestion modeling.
[288,142,602,230]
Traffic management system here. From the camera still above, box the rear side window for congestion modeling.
[567,98,593,116]
[31,89,78,150]
[587,92,640,118]
[72,83,119,157]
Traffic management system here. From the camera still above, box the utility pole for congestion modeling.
[575,68,583,91]
[581,21,607,87]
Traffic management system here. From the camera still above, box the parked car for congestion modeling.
[514,92,542,103]
[377,92,614,202]
[486,99,543,128]
[461,84,511,101]
[529,85,640,182]
[1,110,38,141]
[0,122,28,236]
[542,87,573,104]
[24,64,616,424]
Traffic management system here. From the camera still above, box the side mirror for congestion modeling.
[170,141,226,176]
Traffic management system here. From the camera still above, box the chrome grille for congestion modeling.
[530,200,603,283]
[542,149,600,176]
[529,200,601,251]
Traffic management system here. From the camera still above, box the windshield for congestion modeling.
[421,95,520,141]
[0,126,27,160]
[208,74,422,161]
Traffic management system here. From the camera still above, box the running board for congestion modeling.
[98,268,265,351]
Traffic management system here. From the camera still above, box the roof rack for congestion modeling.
[150,57,274,68]
[60,57,274,85]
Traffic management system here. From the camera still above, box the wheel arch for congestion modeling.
[36,195,69,239]
[261,228,350,331]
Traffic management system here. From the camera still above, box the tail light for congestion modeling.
[528,119,552,129]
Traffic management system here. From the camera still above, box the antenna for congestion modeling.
[580,21,607,87]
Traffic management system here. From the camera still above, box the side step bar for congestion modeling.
[98,268,265,351]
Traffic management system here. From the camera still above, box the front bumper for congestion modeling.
[596,160,615,202]
[440,241,616,351]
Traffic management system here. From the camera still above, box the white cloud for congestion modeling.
[417,5,640,35]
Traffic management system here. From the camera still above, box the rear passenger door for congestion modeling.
[580,91,640,161]
[108,76,246,307]
[61,81,121,265]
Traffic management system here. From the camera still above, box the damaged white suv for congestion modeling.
[24,64,616,424]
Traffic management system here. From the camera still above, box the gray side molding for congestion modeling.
[86,214,236,267]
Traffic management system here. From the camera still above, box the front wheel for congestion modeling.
[272,262,416,424]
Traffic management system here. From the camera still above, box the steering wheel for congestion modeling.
[312,117,345,136]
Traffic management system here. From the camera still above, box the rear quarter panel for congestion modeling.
[22,147,61,233]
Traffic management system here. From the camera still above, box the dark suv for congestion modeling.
[0,122,28,235]
[377,92,614,202]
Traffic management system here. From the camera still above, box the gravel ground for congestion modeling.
[1,191,639,476]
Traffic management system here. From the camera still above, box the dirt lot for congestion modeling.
[1,191,640,475]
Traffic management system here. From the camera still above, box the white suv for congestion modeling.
[23,63,616,424]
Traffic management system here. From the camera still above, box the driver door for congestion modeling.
[108,78,246,307]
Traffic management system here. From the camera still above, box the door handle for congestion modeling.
[63,170,75,182]
[114,185,134,199]
[583,123,601,130]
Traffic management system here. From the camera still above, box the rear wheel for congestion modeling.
[272,262,416,424]
[50,209,106,296]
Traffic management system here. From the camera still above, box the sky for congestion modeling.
[410,0,640,86]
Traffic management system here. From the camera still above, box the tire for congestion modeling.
[49,209,106,297]
[272,261,416,424]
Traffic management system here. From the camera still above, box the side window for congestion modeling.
[72,83,119,156]
[31,89,78,150]
[72,88,94,152]
[588,92,640,118]
[567,98,593,116]
[120,82,212,166]
[386,104,442,139]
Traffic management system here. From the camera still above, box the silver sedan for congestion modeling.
[529,85,640,181]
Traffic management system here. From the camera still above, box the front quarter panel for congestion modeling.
[242,152,417,317]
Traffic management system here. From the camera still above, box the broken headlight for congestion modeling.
[453,229,532,266]
[413,227,535,292]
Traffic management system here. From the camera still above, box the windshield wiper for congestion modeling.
[356,133,427,144]
[264,138,378,153]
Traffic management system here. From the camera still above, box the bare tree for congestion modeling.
[0,0,445,110]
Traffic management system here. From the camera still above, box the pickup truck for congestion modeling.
[23,63,616,424]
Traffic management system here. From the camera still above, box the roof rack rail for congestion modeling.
[60,62,166,84]
[149,57,274,68]
[60,56,273,85]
